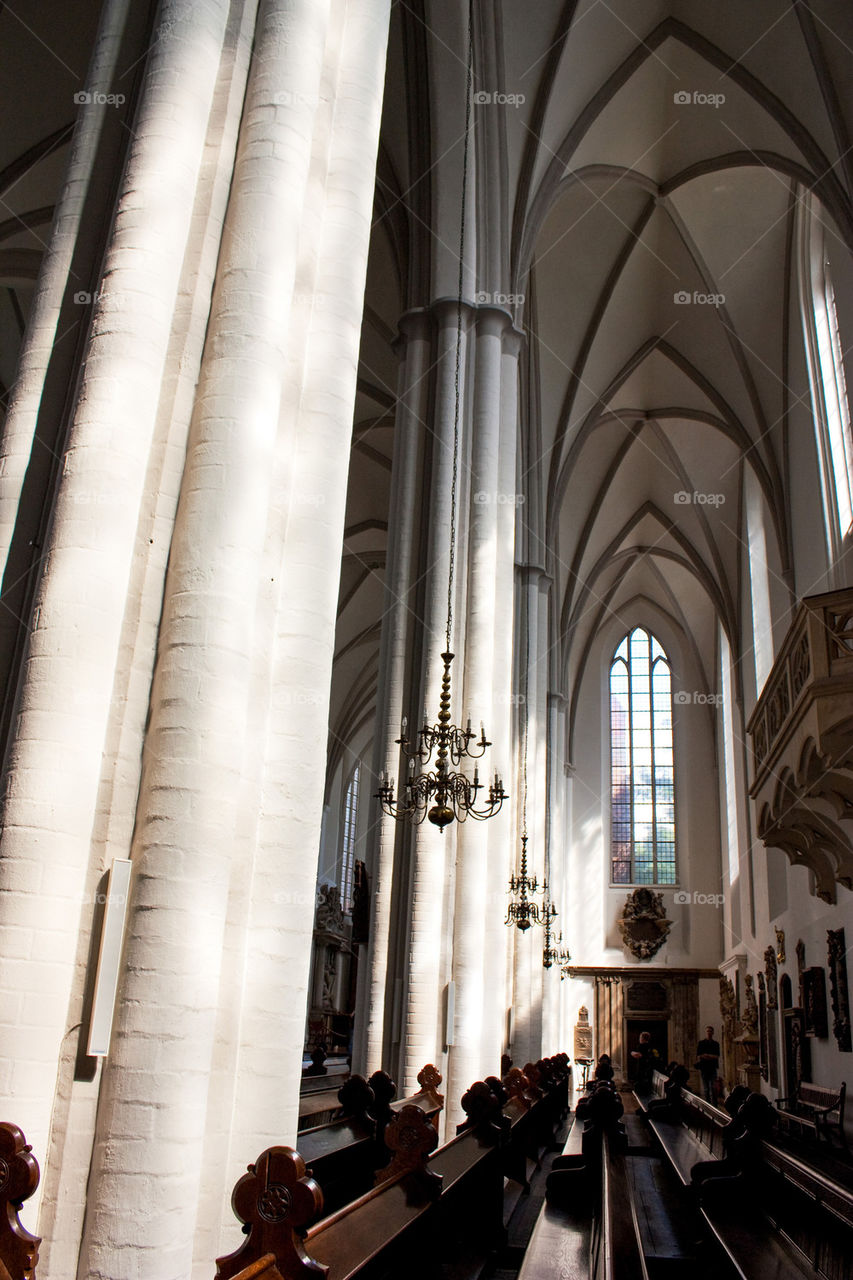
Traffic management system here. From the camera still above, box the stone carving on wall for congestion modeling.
[617,888,672,960]
[757,973,769,1081]
[796,939,806,1007]
[574,1006,593,1061]
[315,884,344,936]
[742,974,759,1038]
[775,928,786,964]
[719,975,737,1040]
[764,945,778,1010]
[827,928,852,1052]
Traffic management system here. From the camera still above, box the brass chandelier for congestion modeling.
[375,0,506,834]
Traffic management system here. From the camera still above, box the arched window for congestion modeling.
[340,763,360,913]
[799,191,853,551]
[610,628,675,885]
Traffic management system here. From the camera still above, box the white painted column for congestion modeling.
[0,0,232,1220]
[447,309,507,1116]
[79,1,339,1275]
[0,0,133,562]
[400,302,469,1091]
[358,310,430,1075]
[223,0,391,1197]
[484,325,520,1070]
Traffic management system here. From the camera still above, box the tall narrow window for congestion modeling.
[340,764,360,913]
[610,628,675,884]
[799,191,853,549]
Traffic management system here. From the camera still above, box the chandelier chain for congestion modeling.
[447,0,475,653]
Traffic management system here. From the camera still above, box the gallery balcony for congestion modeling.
[747,587,853,902]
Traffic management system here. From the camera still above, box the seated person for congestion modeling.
[646,1063,689,1121]
[690,1092,776,1190]
[594,1053,614,1081]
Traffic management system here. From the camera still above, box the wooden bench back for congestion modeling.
[0,1123,41,1280]
[217,1061,567,1280]
[797,1082,844,1113]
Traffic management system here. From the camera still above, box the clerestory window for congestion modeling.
[610,627,676,885]
[799,191,853,550]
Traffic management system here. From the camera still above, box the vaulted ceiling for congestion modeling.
[332,0,853,773]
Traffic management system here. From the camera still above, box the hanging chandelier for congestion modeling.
[558,934,573,980]
[505,536,548,928]
[541,899,560,966]
[375,0,505,835]
[505,835,549,931]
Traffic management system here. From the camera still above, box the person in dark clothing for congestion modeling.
[690,1092,776,1190]
[696,1025,721,1103]
[647,1064,690,1121]
[630,1031,657,1090]
[594,1053,614,1081]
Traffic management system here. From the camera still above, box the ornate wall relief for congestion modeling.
[617,888,672,960]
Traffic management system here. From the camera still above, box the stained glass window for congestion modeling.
[610,628,675,885]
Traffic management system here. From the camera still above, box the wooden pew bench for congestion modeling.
[297,1067,444,1216]
[216,1067,567,1280]
[775,1081,847,1151]
[640,1089,819,1278]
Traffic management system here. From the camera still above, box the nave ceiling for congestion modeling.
[333,0,853,773]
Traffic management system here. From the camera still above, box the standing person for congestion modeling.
[696,1025,721,1102]
[630,1030,657,1090]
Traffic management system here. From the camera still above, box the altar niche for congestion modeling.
[578,967,715,1086]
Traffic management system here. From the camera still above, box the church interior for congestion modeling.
[1,1,853,1277]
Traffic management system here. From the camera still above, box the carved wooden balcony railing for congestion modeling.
[747,587,853,902]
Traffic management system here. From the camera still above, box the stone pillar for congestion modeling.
[0,0,234,1225]
[482,323,520,1077]
[400,301,471,1091]
[447,308,507,1117]
[78,0,391,1272]
[358,310,431,1075]
[0,0,134,562]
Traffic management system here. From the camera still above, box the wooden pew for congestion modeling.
[0,1123,41,1280]
[297,1066,444,1216]
[639,1081,853,1278]
[216,1062,568,1280]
